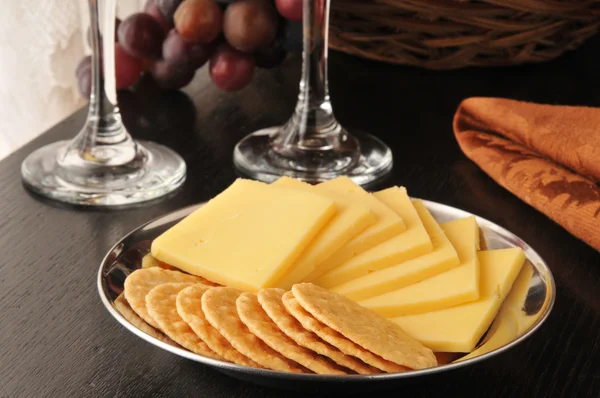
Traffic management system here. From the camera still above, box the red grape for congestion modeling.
[151,59,196,89]
[163,29,213,70]
[174,0,222,44]
[118,13,166,59]
[188,41,214,69]
[155,0,184,25]
[162,29,190,67]
[144,0,172,32]
[223,0,278,53]
[76,56,92,98]
[141,58,155,72]
[115,43,144,89]
[275,0,302,22]
[209,43,255,92]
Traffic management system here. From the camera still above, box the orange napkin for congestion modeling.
[453,97,600,251]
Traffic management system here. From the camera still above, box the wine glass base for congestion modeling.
[21,140,186,207]
[233,127,393,185]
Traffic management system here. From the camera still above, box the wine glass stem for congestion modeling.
[272,0,343,153]
[62,0,136,168]
[88,0,122,139]
[299,0,333,125]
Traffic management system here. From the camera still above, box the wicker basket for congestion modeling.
[329,0,600,69]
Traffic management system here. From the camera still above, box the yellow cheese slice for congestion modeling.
[454,312,519,361]
[391,248,525,352]
[151,179,337,292]
[270,177,377,289]
[359,215,480,316]
[314,187,433,288]
[456,260,538,361]
[304,176,406,281]
[330,200,460,301]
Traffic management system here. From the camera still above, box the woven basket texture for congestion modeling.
[329,0,600,69]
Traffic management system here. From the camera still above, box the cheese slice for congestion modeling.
[314,187,433,288]
[359,215,480,316]
[151,179,337,292]
[330,200,460,301]
[454,312,519,362]
[270,177,377,289]
[392,248,525,352]
[304,176,406,281]
[456,260,538,361]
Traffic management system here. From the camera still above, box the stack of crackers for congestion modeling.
[115,266,438,374]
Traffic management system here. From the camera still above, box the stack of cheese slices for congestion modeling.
[151,176,528,356]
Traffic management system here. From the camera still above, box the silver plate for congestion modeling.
[97,199,556,392]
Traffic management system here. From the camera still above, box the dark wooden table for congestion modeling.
[1,36,600,398]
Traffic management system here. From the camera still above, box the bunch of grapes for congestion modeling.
[76,0,303,98]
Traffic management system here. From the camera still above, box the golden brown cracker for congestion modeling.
[291,283,437,370]
[237,292,348,375]
[141,253,160,269]
[141,253,176,270]
[113,293,178,347]
[141,255,219,283]
[176,285,260,367]
[258,288,380,375]
[201,287,309,373]
[124,267,212,328]
[145,283,222,360]
[282,291,406,373]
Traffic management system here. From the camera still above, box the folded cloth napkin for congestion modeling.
[453,97,600,251]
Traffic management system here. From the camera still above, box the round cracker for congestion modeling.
[201,287,309,373]
[291,283,437,370]
[282,291,407,373]
[124,268,213,329]
[258,288,380,375]
[237,292,348,375]
[141,254,175,270]
[146,283,222,360]
[113,293,178,347]
[176,285,260,368]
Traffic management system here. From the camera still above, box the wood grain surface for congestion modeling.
[1,37,599,398]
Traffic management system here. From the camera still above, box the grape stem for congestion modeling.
[59,0,137,169]
[269,0,358,168]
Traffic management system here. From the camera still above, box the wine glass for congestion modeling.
[233,0,393,185]
[20,0,186,207]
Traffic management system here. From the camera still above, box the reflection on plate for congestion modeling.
[97,199,555,392]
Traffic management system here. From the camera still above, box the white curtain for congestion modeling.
[0,0,145,160]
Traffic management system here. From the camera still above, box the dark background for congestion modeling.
[0,34,599,398]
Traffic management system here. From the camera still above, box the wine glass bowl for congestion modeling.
[20,0,186,207]
[233,0,393,185]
